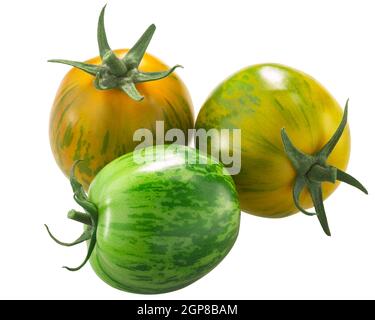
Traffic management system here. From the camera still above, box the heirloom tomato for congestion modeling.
[195,63,367,235]
[46,145,240,294]
[49,6,194,190]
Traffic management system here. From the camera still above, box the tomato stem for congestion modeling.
[307,165,337,184]
[67,209,92,226]
[281,100,367,236]
[48,5,182,101]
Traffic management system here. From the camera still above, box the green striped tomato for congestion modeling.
[47,145,240,294]
[195,63,367,235]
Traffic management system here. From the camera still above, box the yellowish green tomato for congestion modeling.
[195,63,367,235]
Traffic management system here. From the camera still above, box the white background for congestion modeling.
[0,0,374,299]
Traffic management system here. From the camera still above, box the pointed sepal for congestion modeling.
[44,224,92,247]
[293,177,316,216]
[124,24,156,69]
[134,65,182,83]
[336,168,368,194]
[48,59,101,76]
[306,182,331,236]
[63,233,97,271]
[97,5,111,58]
[319,99,349,159]
[70,161,98,217]
[281,128,313,171]
[121,82,144,101]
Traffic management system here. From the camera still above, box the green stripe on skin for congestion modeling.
[45,145,240,294]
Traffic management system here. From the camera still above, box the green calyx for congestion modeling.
[48,5,181,101]
[281,100,368,236]
[44,161,97,271]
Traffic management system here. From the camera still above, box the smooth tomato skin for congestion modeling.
[50,49,194,190]
[195,64,350,218]
[86,145,240,294]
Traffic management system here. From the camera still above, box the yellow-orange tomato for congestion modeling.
[50,50,194,190]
